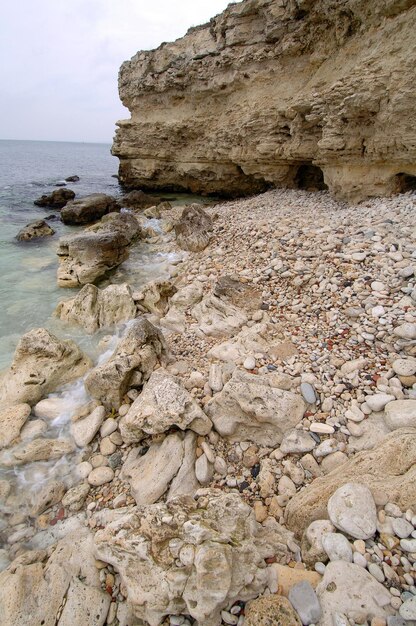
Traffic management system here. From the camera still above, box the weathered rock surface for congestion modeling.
[56,212,140,287]
[113,0,416,202]
[94,490,292,626]
[0,528,110,626]
[34,187,75,208]
[0,437,74,466]
[133,279,177,317]
[0,404,31,449]
[160,281,203,332]
[245,595,302,626]
[84,318,167,409]
[119,189,160,209]
[285,428,416,537]
[70,406,106,447]
[205,369,305,445]
[384,399,416,430]
[120,369,211,443]
[60,193,118,225]
[16,219,55,241]
[174,204,213,252]
[192,293,248,338]
[0,328,91,407]
[56,282,136,333]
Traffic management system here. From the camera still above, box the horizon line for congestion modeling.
[0,138,112,145]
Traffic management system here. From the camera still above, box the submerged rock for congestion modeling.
[60,193,118,225]
[16,220,55,241]
[0,328,91,407]
[55,282,137,333]
[95,489,292,626]
[34,187,75,208]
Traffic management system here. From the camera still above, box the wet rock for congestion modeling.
[120,369,211,443]
[56,282,136,333]
[0,438,74,466]
[31,480,65,516]
[0,328,91,407]
[34,187,75,208]
[0,404,31,449]
[60,193,118,224]
[85,318,167,409]
[285,429,416,537]
[65,175,79,182]
[33,397,70,420]
[95,490,292,626]
[206,369,305,446]
[16,220,55,241]
[70,406,106,447]
[57,212,140,287]
[245,595,302,626]
[174,204,213,252]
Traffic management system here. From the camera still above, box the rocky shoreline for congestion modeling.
[0,186,415,625]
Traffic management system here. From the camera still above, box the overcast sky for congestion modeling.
[0,0,237,144]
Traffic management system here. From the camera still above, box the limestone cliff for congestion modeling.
[113,0,416,202]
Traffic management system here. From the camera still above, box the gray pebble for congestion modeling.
[288,580,322,625]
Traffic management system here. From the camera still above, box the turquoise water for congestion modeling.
[0,140,121,368]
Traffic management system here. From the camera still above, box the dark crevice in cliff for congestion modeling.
[394,172,416,193]
[293,163,328,192]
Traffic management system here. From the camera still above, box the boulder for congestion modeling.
[160,281,204,333]
[0,328,91,407]
[16,220,55,241]
[56,212,140,287]
[0,528,110,626]
[120,189,160,209]
[285,428,416,537]
[192,293,248,337]
[133,280,177,317]
[60,193,118,225]
[34,187,75,208]
[0,404,31,449]
[94,490,292,626]
[208,322,270,362]
[121,432,185,505]
[315,561,393,625]
[205,369,305,446]
[84,318,167,409]
[56,283,136,333]
[213,276,262,312]
[120,369,211,443]
[174,204,213,252]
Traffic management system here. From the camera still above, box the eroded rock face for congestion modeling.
[0,328,91,407]
[285,428,416,537]
[84,318,168,409]
[206,369,305,446]
[113,0,416,202]
[56,283,137,333]
[56,212,140,287]
[119,189,160,209]
[94,490,292,626]
[16,220,55,241]
[60,193,118,225]
[34,187,75,208]
[174,204,213,252]
[120,369,211,443]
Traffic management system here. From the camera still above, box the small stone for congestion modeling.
[310,423,334,434]
[100,418,118,437]
[280,429,316,454]
[328,482,377,539]
[399,596,416,620]
[243,356,256,370]
[322,533,352,562]
[392,517,414,539]
[301,383,317,404]
[100,437,117,456]
[400,538,416,552]
[394,323,416,340]
[392,358,416,378]
[221,610,238,625]
[88,466,114,486]
[365,394,395,412]
[76,461,92,479]
[368,563,385,583]
[195,453,214,485]
[288,581,322,625]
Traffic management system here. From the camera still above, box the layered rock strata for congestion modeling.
[113,0,416,202]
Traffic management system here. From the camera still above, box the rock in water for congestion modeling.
[112,1,416,202]
[205,369,305,446]
[174,204,213,252]
[55,282,137,333]
[94,490,293,626]
[0,404,31,449]
[34,187,75,208]
[84,318,167,409]
[16,220,55,241]
[119,189,159,209]
[285,428,416,537]
[56,211,140,287]
[119,369,212,443]
[60,193,118,225]
[0,328,91,407]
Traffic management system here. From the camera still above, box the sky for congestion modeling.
[0,0,238,144]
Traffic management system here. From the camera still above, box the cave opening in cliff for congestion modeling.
[294,163,328,191]
[394,172,416,193]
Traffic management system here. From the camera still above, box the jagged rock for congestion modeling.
[167,431,199,499]
[192,293,248,338]
[60,193,118,225]
[208,322,270,362]
[0,438,74,467]
[113,0,416,203]
[160,281,204,332]
[133,280,177,316]
[84,318,167,409]
[245,595,302,626]
[120,189,160,209]
[65,175,79,182]
[94,490,292,626]
[0,528,110,626]
[0,404,31,449]
[316,561,393,625]
[121,432,185,505]
[120,369,211,443]
[56,283,136,333]
[56,212,140,287]
[205,369,305,446]
[34,187,75,208]
[30,480,66,516]
[285,428,416,537]
[174,204,213,252]
[0,328,91,407]
[61,483,90,512]
[16,220,55,241]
